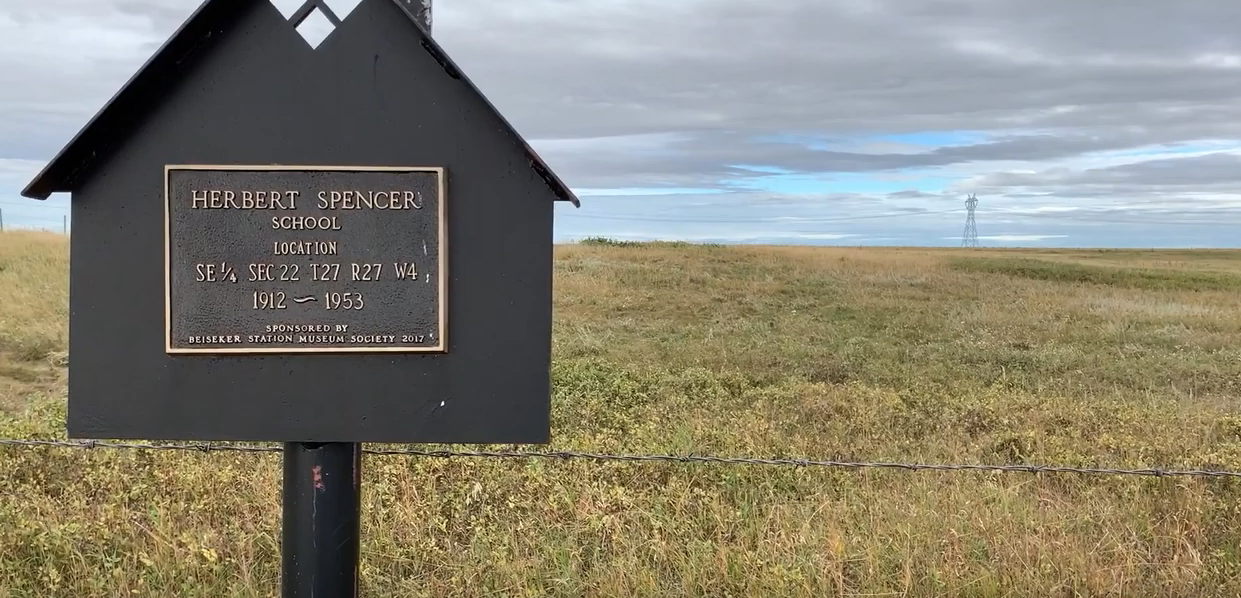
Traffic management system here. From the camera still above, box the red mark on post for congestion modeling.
[312,465,324,490]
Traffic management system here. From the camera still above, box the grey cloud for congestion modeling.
[1060,153,1241,187]
[4,0,1241,243]
[428,0,1241,139]
[9,0,1241,157]
[887,190,942,200]
[534,127,1225,191]
[970,154,1241,202]
[112,0,194,22]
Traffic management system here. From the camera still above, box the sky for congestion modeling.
[2,0,1241,247]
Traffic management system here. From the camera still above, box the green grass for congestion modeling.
[949,255,1241,291]
[1,233,1240,596]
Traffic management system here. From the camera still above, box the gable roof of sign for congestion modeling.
[20,0,580,207]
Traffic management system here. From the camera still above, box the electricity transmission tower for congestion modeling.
[960,193,979,248]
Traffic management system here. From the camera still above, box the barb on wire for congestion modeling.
[0,437,1239,478]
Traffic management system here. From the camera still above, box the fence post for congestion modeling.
[282,442,362,598]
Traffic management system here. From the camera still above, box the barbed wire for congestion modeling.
[1,437,1239,478]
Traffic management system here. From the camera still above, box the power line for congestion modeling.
[0,200,64,209]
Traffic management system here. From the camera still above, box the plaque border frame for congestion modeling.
[163,164,448,355]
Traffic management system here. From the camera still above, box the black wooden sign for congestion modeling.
[165,165,446,354]
[20,0,580,444]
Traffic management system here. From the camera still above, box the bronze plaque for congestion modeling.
[164,165,446,354]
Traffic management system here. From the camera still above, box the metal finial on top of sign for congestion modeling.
[414,0,431,32]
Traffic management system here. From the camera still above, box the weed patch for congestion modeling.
[949,256,1241,291]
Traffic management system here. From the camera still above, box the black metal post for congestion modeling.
[282,442,362,598]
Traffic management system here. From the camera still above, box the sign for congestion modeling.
[165,165,447,354]
[18,0,578,445]
[20,0,584,591]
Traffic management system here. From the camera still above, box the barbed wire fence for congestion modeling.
[2,437,1239,479]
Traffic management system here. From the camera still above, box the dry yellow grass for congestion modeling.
[1,232,1240,596]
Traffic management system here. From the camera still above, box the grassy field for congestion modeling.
[1,230,1240,596]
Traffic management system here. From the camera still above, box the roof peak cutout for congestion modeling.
[273,0,430,48]
[272,0,362,49]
